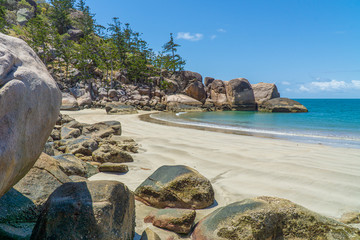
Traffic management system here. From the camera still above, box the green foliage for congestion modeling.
[3,0,187,89]
[0,0,7,33]
[18,0,34,10]
[49,0,74,34]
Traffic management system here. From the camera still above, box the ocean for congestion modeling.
[152,99,360,149]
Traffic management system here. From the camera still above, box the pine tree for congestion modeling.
[76,0,94,37]
[161,33,185,72]
[49,0,75,34]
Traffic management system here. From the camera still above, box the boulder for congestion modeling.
[258,98,308,113]
[135,165,214,209]
[166,94,203,106]
[192,196,360,240]
[225,78,256,110]
[92,144,133,163]
[98,163,129,173]
[204,77,215,87]
[252,82,280,104]
[16,8,34,25]
[107,135,139,153]
[0,33,61,198]
[67,29,84,41]
[53,154,98,178]
[77,91,92,107]
[82,121,122,138]
[69,86,86,99]
[30,181,135,240]
[60,126,81,139]
[64,136,99,156]
[108,89,118,98]
[0,153,71,239]
[140,228,161,240]
[144,209,196,234]
[105,103,138,115]
[61,92,79,110]
[185,81,207,103]
[208,80,228,106]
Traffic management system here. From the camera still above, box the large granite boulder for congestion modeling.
[166,94,204,112]
[144,208,196,234]
[258,98,308,113]
[140,228,161,240]
[0,153,71,239]
[185,81,207,103]
[225,78,256,110]
[135,165,214,209]
[208,80,228,107]
[105,103,138,115]
[252,82,280,104]
[0,33,61,198]
[192,196,360,240]
[30,181,135,240]
[92,144,133,163]
[53,154,98,178]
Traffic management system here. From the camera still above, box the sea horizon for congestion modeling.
[153,99,360,149]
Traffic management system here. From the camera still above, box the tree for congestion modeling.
[53,33,74,80]
[76,0,95,37]
[0,0,7,33]
[49,0,75,34]
[161,33,185,72]
[108,17,127,67]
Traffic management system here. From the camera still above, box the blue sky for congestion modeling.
[85,0,360,98]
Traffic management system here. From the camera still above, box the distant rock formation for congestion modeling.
[252,82,280,104]
[225,78,256,110]
[0,33,61,198]
[258,98,308,113]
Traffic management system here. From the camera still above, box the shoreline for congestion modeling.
[63,109,360,238]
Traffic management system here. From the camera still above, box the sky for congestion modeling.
[85,0,360,98]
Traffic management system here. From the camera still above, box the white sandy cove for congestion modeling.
[63,109,360,238]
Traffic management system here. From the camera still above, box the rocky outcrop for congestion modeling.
[105,102,138,115]
[0,33,61,198]
[144,209,196,234]
[204,77,215,87]
[135,165,214,209]
[252,82,280,104]
[92,144,134,163]
[258,98,308,113]
[225,78,256,110]
[30,181,135,240]
[340,212,360,224]
[192,196,360,240]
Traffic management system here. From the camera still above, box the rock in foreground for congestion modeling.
[144,208,196,234]
[0,33,61,198]
[135,165,214,209]
[258,98,308,113]
[192,196,360,240]
[30,181,135,240]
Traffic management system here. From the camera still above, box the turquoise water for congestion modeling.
[154,99,360,148]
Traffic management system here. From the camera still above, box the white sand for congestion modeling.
[63,109,360,238]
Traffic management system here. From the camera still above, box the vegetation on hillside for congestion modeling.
[1,0,186,88]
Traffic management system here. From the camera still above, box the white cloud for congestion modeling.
[298,79,360,92]
[351,80,360,89]
[299,85,310,92]
[217,28,227,33]
[176,32,203,41]
[310,80,347,91]
[282,81,290,85]
[210,35,217,40]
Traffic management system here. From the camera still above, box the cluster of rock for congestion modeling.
[4,0,37,26]
[60,70,308,114]
[46,114,138,167]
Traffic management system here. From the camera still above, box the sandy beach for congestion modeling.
[63,109,360,238]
